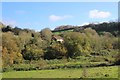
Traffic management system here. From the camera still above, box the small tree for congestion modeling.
[44,43,67,59]
[22,44,44,60]
[40,28,53,43]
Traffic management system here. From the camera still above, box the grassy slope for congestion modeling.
[53,29,74,34]
[2,66,119,78]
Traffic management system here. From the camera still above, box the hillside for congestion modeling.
[52,22,119,36]
[0,21,119,73]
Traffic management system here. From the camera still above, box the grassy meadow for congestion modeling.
[2,66,119,78]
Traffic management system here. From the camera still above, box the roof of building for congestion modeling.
[52,35,63,40]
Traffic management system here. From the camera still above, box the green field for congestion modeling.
[53,29,74,34]
[2,66,119,78]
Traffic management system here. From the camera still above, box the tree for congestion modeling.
[22,39,44,60]
[17,31,32,50]
[44,43,67,59]
[83,28,98,37]
[40,28,53,43]
[2,25,12,32]
[63,32,91,58]
[2,47,10,67]
[114,53,120,65]
[12,27,22,35]
[2,32,23,66]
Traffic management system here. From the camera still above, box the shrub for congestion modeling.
[105,74,109,77]
[90,56,105,62]
[2,66,13,72]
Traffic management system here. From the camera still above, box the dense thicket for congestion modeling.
[1,22,119,71]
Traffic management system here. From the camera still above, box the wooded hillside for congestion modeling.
[1,22,119,72]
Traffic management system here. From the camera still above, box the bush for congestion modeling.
[91,50,110,56]
[105,74,109,77]
[13,64,31,71]
[2,66,13,72]
[90,56,105,62]
[46,59,61,64]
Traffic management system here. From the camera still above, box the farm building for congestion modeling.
[52,35,64,43]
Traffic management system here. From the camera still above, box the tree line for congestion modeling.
[0,21,119,69]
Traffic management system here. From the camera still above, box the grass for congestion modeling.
[53,29,74,34]
[2,66,119,78]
